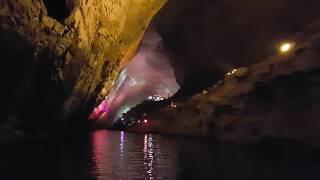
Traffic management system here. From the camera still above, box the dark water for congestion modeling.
[0,130,320,180]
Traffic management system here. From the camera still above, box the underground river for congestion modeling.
[1,130,320,180]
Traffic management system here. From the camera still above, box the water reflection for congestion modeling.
[92,131,178,180]
[0,131,320,180]
[120,131,124,158]
[144,134,154,179]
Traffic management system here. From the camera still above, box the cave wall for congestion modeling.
[133,22,320,146]
[0,0,166,138]
[152,0,320,92]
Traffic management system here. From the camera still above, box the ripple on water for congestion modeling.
[92,130,179,180]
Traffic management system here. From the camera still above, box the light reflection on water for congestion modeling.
[1,130,320,180]
[144,134,154,179]
[92,130,178,180]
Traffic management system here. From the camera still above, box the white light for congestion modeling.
[279,42,294,53]
[226,69,237,76]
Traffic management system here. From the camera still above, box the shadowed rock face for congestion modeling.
[152,0,320,93]
[128,21,320,146]
[0,0,166,139]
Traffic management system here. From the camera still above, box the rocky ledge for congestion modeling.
[128,22,320,146]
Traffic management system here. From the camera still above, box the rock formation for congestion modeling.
[130,21,320,146]
[0,0,166,140]
[2,0,320,147]
[152,0,320,92]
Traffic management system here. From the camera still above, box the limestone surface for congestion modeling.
[0,0,166,139]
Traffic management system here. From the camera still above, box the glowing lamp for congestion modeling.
[279,42,294,54]
[143,119,148,123]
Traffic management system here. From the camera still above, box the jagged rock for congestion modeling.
[0,0,166,137]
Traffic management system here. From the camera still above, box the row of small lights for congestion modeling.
[148,95,165,101]
[120,117,148,126]
[117,95,166,127]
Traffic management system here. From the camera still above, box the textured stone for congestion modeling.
[0,0,166,136]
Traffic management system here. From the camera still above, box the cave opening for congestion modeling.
[42,0,70,22]
[90,26,180,123]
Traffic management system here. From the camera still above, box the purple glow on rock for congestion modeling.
[90,27,180,121]
[89,100,110,120]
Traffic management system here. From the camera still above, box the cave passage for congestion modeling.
[42,0,70,21]
[90,28,180,122]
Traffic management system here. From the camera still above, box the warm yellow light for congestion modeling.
[279,43,293,53]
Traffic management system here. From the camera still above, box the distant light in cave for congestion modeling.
[91,28,180,121]
[279,42,295,54]
[226,69,237,76]
[170,101,177,108]
[148,95,165,101]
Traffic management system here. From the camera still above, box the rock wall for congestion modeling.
[152,0,320,93]
[0,0,166,139]
[131,22,320,146]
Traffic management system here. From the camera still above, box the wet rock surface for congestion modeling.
[0,0,166,140]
